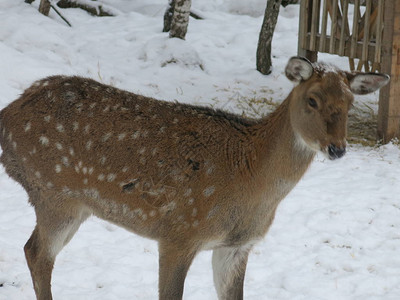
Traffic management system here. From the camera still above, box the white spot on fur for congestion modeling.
[69,147,75,156]
[118,133,127,141]
[107,173,116,182]
[122,166,129,173]
[192,220,199,227]
[83,125,90,135]
[55,164,62,173]
[159,201,177,214]
[88,167,94,175]
[102,132,112,142]
[98,174,105,181]
[24,122,31,132]
[73,122,79,131]
[46,182,54,189]
[56,124,65,132]
[188,198,195,205]
[83,178,88,185]
[35,171,41,178]
[44,115,51,122]
[192,208,198,217]
[206,165,215,175]
[39,136,49,146]
[76,103,83,113]
[86,140,92,150]
[203,186,215,197]
[82,167,88,174]
[29,147,37,155]
[12,142,17,150]
[149,210,156,217]
[131,131,140,139]
[55,142,63,151]
[62,156,69,166]
[100,156,107,165]
[184,188,192,197]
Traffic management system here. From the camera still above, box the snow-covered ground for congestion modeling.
[1,0,399,299]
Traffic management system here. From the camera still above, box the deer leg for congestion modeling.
[24,195,89,300]
[158,241,198,300]
[212,244,253,300]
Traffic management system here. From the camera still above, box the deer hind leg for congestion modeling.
[24,193,90,300]
[212,244,253,300]
[158,240,198,300]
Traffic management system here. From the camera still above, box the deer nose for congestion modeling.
[328,144,346,160]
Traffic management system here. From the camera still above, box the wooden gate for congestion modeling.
[298,0,400,143]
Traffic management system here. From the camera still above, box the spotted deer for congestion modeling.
[0,57,389,300]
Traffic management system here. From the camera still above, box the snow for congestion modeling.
[0,0,399,299]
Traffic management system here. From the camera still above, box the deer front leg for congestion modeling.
[158,241,198,300]
[212,244,253,300]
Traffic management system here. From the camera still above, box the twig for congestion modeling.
[50,3,72,27]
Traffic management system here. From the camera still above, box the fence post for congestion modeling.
[377,0,400,143]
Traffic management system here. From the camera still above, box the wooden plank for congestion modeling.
[298,0,309,53]
[339,0,349,55]
[319,0,329,52]
[374,0,384,64]
[378,0,400,143]
[350,0,360,58]
[329,0,339,53]
[298,0,318,62]
[310,0,320,50]
[361,0,372,63]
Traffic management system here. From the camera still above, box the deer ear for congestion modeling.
[285,56,314,82]
[347,73,390,95]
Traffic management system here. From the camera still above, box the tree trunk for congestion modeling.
[39,0,51,16]
[256,0,282,75]
[169,0,191,40]
[163,0,175,32]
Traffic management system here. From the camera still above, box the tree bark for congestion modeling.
[256,0,282,75]
[169,0,191,39]
[163,0,175,32]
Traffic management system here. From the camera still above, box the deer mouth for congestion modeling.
[326,144,346,160]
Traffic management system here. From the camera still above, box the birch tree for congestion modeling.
[256,0,282,75]
[163,0,192,40]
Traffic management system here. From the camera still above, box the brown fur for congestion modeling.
[0,58,389,300]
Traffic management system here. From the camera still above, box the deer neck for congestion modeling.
[250,94,316,198]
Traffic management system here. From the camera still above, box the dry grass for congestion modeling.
[347,103,379,146]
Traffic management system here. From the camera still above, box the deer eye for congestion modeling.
[308,98,318,109]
